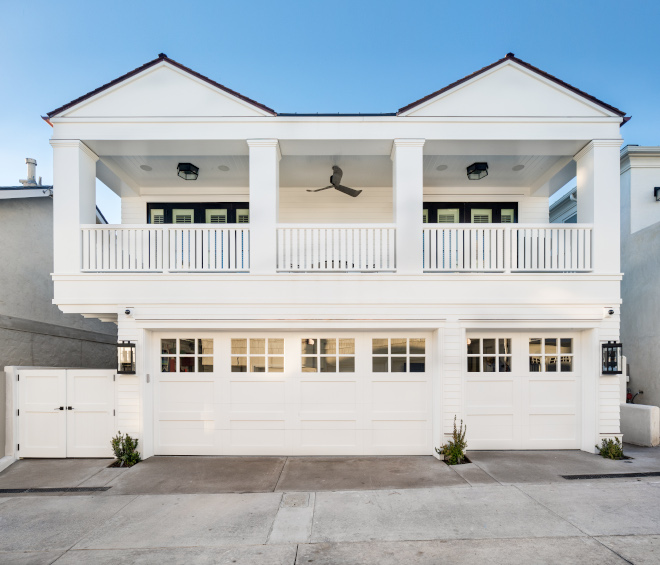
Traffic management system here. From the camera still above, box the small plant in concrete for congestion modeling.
[436,416,468,465]
[111,431,142,467]
[596,437,625,460]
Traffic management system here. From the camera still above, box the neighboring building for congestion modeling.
[619,146,660,408]
[1,159,118,458]
[7,53,627,460]
[549,185,577,223]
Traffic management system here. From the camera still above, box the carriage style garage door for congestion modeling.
[464,333,581,450]
[153,333,433,455]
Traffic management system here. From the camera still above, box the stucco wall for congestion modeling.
[0,196,118,456]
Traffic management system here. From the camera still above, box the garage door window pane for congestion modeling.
[198,357,213,372]
[530,337,574,372]
[410,338,425,355]
[410,357,426,372]
[320,357,337,372]
[232,339,247,355]
[499,357,512,372]
[372,357,388,372]
[339,357,355,372]
[560,338,573,354]
[467,357,480,372]
[545,338,557,354]
[302,339,317,355]
[560,356,573,372]
[232,357,247,372]
[372,339,388,354]
[529,339,542,354]
[268,339,284,355]
[545,356,557,372]
[483,357,496,372]
[499,339,511,354]
[483,339,496,355]
[530,356,542,372]
[250,339,265,355]
[180,339,195,355]
[161,357,176,372]
[391,339,407,354]
[339,339,355,355]
[180,357,195,372]
[268,357,284,372]
[251,356,266,372]
[320,339,336,355]
[198,339,213,355]
[467,339,480,355]
[161,339,177,355]
[391,357,407,372]
[302,357,317,372]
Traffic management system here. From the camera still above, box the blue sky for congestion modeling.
[1,0,659,222]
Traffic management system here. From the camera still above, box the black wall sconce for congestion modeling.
[117,341,136,374]
[654,187,660,201]
[602,340,622,375]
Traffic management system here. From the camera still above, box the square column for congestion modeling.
[392,139,425,274]
[574,140,622,273]
[50,140,98,274]
[247,139,280,274]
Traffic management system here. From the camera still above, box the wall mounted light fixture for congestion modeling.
[654,187,660,201]
[117,341,136,374]
[602,341,622,375]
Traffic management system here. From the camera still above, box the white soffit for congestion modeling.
[402,62,614,118]
[62,63,272,118]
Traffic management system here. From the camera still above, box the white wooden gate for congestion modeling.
[18,369,116,458]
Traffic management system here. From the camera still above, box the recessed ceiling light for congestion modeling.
[218,165,230,171]
[512,165,525,171]
[140,165,152,171]
[435,165,448,171]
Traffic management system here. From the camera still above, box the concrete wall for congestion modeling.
[620,156,660,409]
[0,196,118,455]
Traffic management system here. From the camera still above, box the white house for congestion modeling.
[7,53,627,461]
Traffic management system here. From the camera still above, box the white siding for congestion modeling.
[442,324,464,440]
[116,326,141,441]
[121,198,145,224]
[279,186,393,224]
[599,312,621,436]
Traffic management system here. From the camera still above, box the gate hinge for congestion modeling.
[17,444,19,451]
[17,374,19,381]
[113,374,116,381]
[17,409,19,416]
[113,409,116,416]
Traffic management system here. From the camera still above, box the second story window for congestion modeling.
[147,202,249,224]
[423,202,518,224]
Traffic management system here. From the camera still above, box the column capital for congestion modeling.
[391,139,425,160]
[573,139,622,162]
[49,140,99,162]
[247,139,281,160]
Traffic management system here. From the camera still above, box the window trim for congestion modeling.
[423,202,519,224]
[147,202,249,224]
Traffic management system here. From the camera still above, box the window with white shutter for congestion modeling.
[150,209,165,224]
[437,209,460,223]
[173,209,194,223]
[500,209,514,223]
[236,209,249,223]
[471,209,492,223]
[205,209,228,223]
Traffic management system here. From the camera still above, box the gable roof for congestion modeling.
[397,53,627,118]
[47,53,276,118]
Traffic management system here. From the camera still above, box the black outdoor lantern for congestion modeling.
[654,187,660,201]
[602,341,622,375]
[117,341,136,374]
[177,162,199,181]
[466,162,488,180]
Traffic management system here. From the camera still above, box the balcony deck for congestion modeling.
[80,223,593,274]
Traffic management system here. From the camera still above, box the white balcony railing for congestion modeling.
[276,225,396,272]
[422,224,593,272]
[81,225,249,272]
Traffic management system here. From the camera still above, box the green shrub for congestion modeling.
[111,431,142,467]
[596,437,624,460]
[436,416,468,465]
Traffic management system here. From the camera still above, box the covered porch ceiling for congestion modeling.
[88,139,583,195]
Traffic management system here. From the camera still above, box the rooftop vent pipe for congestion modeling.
[19,158,42,187]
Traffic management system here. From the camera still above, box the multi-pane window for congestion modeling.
[466,338,512,372]
[161,338,214,372]
[150,209,165,223]
[231,338,284,372]
[529,338,573,372]
[302,338,355,372]
[372,338,426,372]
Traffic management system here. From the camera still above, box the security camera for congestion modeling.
[125,309,131,315]
[608,309,615,316]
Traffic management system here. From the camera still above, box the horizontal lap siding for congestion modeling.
[121,198,145,224]
[279,186,393,223]
[442,324,463,438]
[599,313,622,435]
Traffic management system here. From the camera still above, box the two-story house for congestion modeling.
[10,53,626,460]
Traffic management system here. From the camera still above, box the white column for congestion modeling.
[574,140,622,274]
[392,139,425,274]
[50,140,98,274]
[247,139,280,274]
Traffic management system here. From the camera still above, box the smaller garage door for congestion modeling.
[465,333,580,450]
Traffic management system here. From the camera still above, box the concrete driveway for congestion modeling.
[1,446,659,563]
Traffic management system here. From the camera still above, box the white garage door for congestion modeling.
[153,333,433,455]
[465,333,581,450]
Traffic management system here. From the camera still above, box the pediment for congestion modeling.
[401,61,617,118]
[54,59,274,118]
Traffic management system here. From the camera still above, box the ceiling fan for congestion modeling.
[306,166,362,198]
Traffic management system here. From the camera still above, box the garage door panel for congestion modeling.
[527,414,578,441]
[527,379,577,407]
[157,420,218,455]
[230,380,286,404]
[466,379,515,408]
[300,380,358,405]
[158,380,216,412]
[369,381,427,412]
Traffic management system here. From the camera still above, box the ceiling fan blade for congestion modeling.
[306,185,333,192]
[335,184,362,198]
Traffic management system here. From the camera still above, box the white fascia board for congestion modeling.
[0,189,52,200]
[397,60,617,118]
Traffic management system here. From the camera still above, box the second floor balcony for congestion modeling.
[80,222,594,274]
